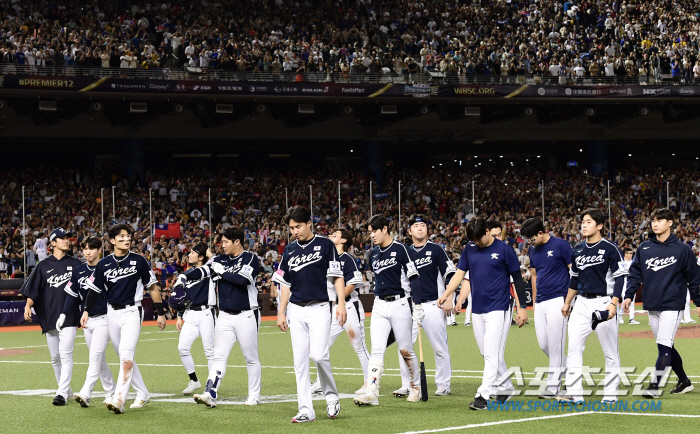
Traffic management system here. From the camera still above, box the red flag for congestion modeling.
[155,223,181,239]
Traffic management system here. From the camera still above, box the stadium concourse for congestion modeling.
[0,165,698,289]
[2,0,700,82]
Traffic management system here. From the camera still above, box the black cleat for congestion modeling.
[641,384,660,399]
[469,395,488,410]
[52,395,66,406]
[670,379,694,394]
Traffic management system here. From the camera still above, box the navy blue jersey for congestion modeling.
[456,238,520,314]
[212,251,260,311]
[529,236,573,303]
[339,251,363,302]
[181,265,217,307]
[371,240,419,297]
[86,252,157,306]
[570,238,626,298]
[19,254,82,333]
[272,235,343,303]
[411,241,456,302]
[64,262,108,317]
[625,234,700,311]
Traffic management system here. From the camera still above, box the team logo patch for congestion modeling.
[329,261,341,274]
[645,256,677,272]
[391,252,397,257]
[491,253,499,260]
[276,269,285,277]
[67,266,72,271]
[547,251,553,257]
[426,251,432,255]
[598,249,605,255]
[130,261,137,265]
[314,246,321,251]
[406,261,418,275]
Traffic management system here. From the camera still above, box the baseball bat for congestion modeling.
[417,325,428,402]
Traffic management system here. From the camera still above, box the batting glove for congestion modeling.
[413,304,425,326]
[210,262,226,276]
[56,313,66,332]
[173,274,187,288]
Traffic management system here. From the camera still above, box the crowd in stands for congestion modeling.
[2,0,700,83]
[1,165,699,296]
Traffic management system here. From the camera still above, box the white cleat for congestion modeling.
[130,397,150,409]
[291,412,315,423]
[66,389,74,400]
[464,322,471,326]
[183,380,202,395]
[326,400,340,418]
[629,319,641,325]
[193,392,217,408]
[311,379,323,395]
[74,393,90,408]
[244,397,259,406]
[354,390,379,406]
[618,318,624,324]
[103,394,114,405]
[687,319,698,324]
[407,387,422,402]
[355,383,368,395]
[106,399,125,414]
[393,387,410,397]
[434,387,451,396]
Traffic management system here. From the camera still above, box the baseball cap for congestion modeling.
[591,310,610,330]
[49,227,72,242]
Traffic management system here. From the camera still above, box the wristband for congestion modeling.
[519,304,527,310]
[154,302,165,316]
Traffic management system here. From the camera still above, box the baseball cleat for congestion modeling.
[52,395,67,406]
[244,397,259,406]
[355,382,368,395]
[537,391,556,400]
[74,394,90,408]
[103,395,114,405]
[183,380,202,395]
[618,319,624,324]
[326,400,340,418]
[406,388,422,402]
[494,393,513,404]
[291,412,315,423]
[687,319,698,324]
[555,395,575,403]
[130,397,150,409]
[464,322,471,326]
[641,385,661,399]
[354,391,379,406]
[193,392,217,408]
[106,399,125,414]
[66,389,74,400]
[629,319,640,324]
[434,387,450,396]
[393,387,410,397]
[670,379,693,394]
[469,395,488,410]
[311,379,323,395]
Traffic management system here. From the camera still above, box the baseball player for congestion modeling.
[438,218,528,410]
[393,215,455,397]
[463,292,472,326]
[58,236,115,407]
[681,291,697,323]
[354,214,425,406]
[311,227,368,395]
[623,208,700,398]
[558,208,627,403]
[171,242,216,395]
[20,228,82,406]
[83,223,166,414]
[617,247,640,324]
[273,206,347,423]
[521,218,572,399]
[191,228,261,407]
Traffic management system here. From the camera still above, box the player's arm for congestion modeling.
[623,249,643,313]
[454,277,471,315]
[438,247,468,309]
[328,246,346,326]
[606,250,628,320]
[277,284,291,332]
[683,247,700,316]
[562,252,579,318]
[57,276,80,330]
[19,265,41,322]
[530,267,537,304]
[148,283,167,331]
[343,259,363,298]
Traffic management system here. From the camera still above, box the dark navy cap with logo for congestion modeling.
[50,227,73,242]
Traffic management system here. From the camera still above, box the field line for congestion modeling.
[394,412,593,433]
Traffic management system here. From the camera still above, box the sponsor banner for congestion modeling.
[0,301,32,326]
[3,76,700,98]
[373,193,389,200]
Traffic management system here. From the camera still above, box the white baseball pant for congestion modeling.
[472,303,515,398]
[108,304,149,405]
[618,293,637,322]
[206,309,261,401]
[368,297,419,389]
[46,326,77,399]
[79,315,115,399]
[288,302,338,418]
[464,293,472,324]
[683,291,692,322]
[328,300,369,378]
[534,297,567,396]
[565,295,620,402]
[649,311,682,347]
[178,307,216,375]
[399,301,451,390]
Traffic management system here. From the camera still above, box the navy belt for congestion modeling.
[378,293,405,302]
[291,300,325,307]
[222,308,252,315]
[110,303,135,310]
[581,293,607,299]
[188,305,213,311]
